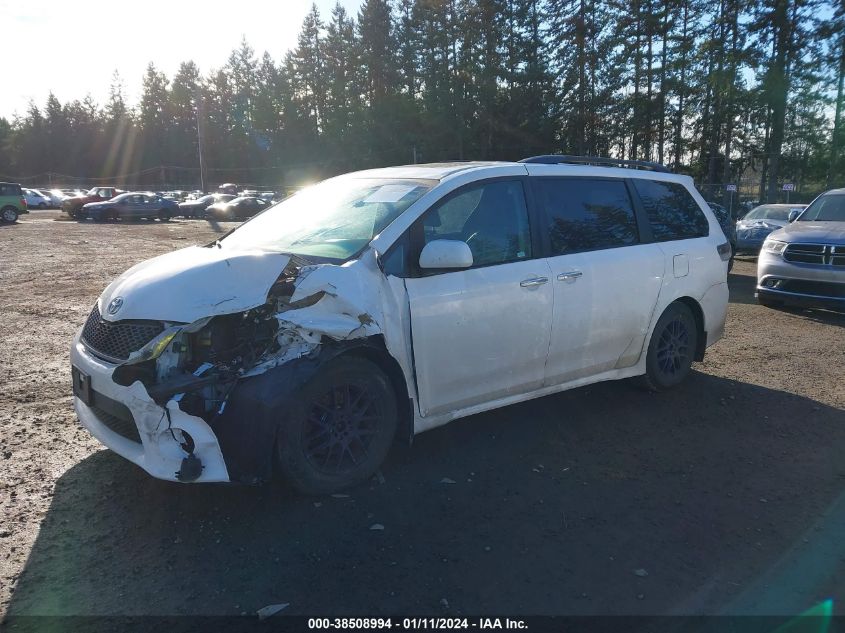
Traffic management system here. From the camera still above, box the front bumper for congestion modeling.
[736,235,767,252]
[756,251,845,311]
[757,287,845,310]
[70,331,230,482]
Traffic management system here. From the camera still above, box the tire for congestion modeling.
[158,209,170,222]
[38,202,47,209]
[277,356,398,495]
[1,206,18,223]
[639,302,698,392]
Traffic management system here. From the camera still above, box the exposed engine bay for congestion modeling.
[111,256,321,420]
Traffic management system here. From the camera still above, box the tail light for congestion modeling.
[20,197,27,209]
[717,241,732,261]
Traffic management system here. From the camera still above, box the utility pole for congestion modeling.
[195,91,206,192]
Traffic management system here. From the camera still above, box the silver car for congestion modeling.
[757,189,845,310]
[736,203,805,253]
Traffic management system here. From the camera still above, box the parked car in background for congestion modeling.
[204,195,269,220]
[0,182,28,223]
[70,158,729,492]
[735,203,805,253]
[707,201,736,271]
[83,192,179,222]
[23,188,51,209]
[242,189,278,203]
[178,194,234,218]
[757,189,845,311]
[62,186,122,219]
[217,183,239,195]
[43,189,66,208]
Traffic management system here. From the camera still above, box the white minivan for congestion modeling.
[71,157,730,493]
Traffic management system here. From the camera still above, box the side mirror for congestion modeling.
[788,209,801,223]
[419,239,473,270]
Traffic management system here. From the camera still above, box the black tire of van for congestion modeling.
[639,302,698,392]
[1,206,19,223]
[276,356,397,495]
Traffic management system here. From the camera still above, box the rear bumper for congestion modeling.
[70,330,230,482]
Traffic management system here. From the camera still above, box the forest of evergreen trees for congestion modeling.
[1,0,843,204]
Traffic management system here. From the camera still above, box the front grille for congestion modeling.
[90,403,141,443]
[779,279,845,299]
[784,243,845,266]
[784,243,825,264]
[81,304,163,363]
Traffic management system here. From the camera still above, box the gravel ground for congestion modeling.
[1,211,844,620]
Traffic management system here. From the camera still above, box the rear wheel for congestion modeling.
[277,356,398,495]
[158,209,170,222]
[1,206,18,223]
[639,302,698,392]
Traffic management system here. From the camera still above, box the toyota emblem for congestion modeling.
[106,297,124,316]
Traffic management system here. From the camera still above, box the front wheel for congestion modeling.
[158,209,170,222]
[1,206,18,223]
[639,302,698,392]
[277,356,398,495]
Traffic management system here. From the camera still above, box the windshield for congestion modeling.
[743,205,790,221]
[798,194,845,222]
[220,177,435,260]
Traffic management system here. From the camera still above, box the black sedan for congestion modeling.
[178,194,235,218]
[83,193,179,222]
[205,196,270,221]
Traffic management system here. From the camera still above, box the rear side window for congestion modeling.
[632,179,709,241]
[0,184,21,196]
[534,178,639,255]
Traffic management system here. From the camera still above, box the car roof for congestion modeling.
[343,160,695,186]
[349,161,508,181]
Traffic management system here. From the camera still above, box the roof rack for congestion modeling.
[519,154,671,173]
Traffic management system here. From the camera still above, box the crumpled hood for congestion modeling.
[737,219,787,232]
[770,221,845,245]
[98,245,290,323]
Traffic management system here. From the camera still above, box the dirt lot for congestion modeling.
[1,210,844,620]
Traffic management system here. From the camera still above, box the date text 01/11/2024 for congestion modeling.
[307,618,528,630]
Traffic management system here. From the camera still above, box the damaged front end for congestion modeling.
[72,249,406,485]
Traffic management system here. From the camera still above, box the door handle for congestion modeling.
[520,276,549,288]
[557,271,583,282]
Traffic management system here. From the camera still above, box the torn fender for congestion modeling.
[98,246,291,323]
[271,249,417,406]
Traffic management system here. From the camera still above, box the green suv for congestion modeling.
[0,182,28,223]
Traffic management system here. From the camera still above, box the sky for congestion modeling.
[0,0,363,120]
